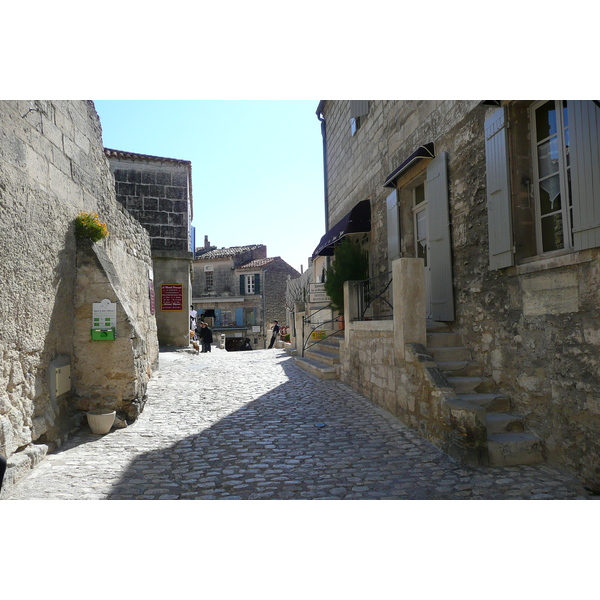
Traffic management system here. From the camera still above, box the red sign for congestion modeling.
[149,280,156,315]
[161,284,183,311]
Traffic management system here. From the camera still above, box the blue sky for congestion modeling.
[94,100,325,274]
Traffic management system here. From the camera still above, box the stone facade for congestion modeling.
[0,101,159,491]
[316,100,600,487]
[192,244,299,349]
[105,149,194,348]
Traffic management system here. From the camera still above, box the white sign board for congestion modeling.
[309,282,330,303]
[93,299,117,331]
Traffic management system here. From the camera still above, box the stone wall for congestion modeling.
[0,100,158,486]
[107,153,192,252]
[320,100,600,486]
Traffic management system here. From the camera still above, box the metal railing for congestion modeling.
[302,305,343,354]
[354,271,393,321]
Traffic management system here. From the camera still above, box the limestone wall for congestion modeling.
[0,100,158,466]
[322,100,600,486]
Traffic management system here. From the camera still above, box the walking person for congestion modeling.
[268,320,280,349]
[0,453,6,493]
[200,322,213,353]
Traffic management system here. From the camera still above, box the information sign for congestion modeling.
[309,282,330,303]
[161,284,184,311]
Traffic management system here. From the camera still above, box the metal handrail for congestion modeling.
[354,271,393,320]
[301,304,343,354]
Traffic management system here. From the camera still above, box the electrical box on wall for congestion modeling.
[55,365,71,397]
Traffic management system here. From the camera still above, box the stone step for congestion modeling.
[294,356,339,380]
[426,332,463,347]
[426,320,452,332]
[436,360,484,377]
[486,412,525,434]
[457,393,511,413]
[427,346,472,362]
[304,347,340,366]
[446,376,496,394]
[487,432,544,466]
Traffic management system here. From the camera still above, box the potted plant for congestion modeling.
[323,238,369,326]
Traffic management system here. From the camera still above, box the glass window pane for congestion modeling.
[414,183,425,206]
[537,137,559,178]
[539,174,562,215]
[541,213,564,252]
[416,210,427,240]
[535,101,557,142]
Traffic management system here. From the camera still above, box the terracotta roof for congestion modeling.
[104,147,191,165]
[195,245,266,260]
[237,257,277,270]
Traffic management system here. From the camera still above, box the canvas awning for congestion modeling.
[383,142,435,188]
[312,199,371,257]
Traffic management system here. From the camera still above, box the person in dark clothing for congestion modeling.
[0,454,6,493]
[241,338,252,351]
[200,322,213,353]
[268,320,280,349]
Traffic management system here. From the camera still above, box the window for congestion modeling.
[240,273,260,295]
[205,270,213,291]
[531,101,572,254]
[245,274,255,294]
[485,101,600,271]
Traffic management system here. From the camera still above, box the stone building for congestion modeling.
[192,244,299,349]
[104,148,194,348]
[0,101,159,495]
[307,100,600,488]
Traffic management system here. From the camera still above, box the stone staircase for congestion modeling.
[294,332,343,380]
[426,321,545,466]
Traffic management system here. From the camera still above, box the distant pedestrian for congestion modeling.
[268,320,280,349]
[0,453,6,493]
[200,322,213,353]
[190,305,197,330]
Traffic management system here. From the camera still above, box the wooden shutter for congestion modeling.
[235,307,244,326]
[254,273,261,295]
[484,106,514,270]
[386,189,400,269]
[239,274,245,295]
[426,151,455,321]
[569,100,600,251]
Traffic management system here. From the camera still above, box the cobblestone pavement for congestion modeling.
[5,347,596,500]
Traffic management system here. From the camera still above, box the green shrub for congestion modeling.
[75,212,109,242]
[323,238,369,314]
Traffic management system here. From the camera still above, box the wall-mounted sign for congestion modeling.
[309,282,330,303]
[161,284,184,311]
[92,299,117,330]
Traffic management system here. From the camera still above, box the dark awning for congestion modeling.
[383,142,435,188]
[312,199,371,258]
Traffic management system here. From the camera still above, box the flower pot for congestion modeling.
[86,409,116,435]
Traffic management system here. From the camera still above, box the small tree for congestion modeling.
[323,238,368,314]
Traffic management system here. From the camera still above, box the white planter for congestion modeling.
[86,409,116,435]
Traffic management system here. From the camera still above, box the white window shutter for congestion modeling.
[569,100,600,251]
[484,107,514,270]
[426,151,455,321]
[386,189,400,269]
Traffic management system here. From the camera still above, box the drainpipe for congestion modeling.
[316,101,329,232]
[262,268,267,349]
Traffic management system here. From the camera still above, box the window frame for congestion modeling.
[530,100,573,256]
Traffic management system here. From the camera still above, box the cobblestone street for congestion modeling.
[4,347,595,500]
